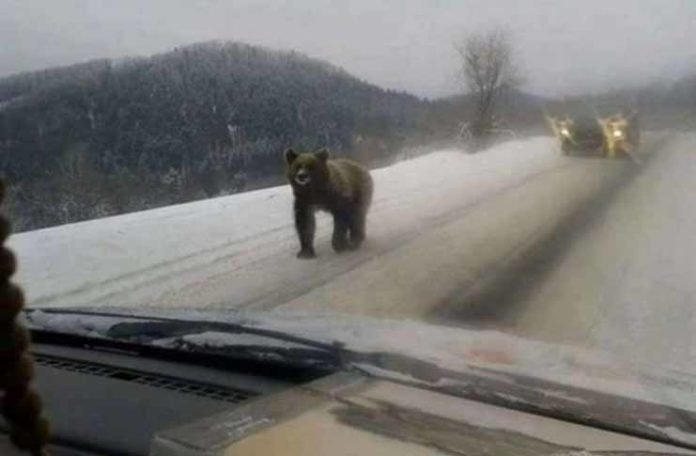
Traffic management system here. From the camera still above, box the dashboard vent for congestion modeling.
[34,353,256,405]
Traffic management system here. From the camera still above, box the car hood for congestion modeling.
[25,306,696,449]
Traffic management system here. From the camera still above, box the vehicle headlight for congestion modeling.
[613,129,623,138]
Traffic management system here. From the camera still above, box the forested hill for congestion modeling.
[0,41,426,230]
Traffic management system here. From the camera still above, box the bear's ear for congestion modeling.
[285,149,298,165]
[314,148,329,162]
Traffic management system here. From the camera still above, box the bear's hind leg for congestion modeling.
[332,212,350,253]
[347,211,366,250]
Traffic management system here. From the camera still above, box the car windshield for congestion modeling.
[3,0,696,446]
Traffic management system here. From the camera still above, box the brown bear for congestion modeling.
[285,148,373,259]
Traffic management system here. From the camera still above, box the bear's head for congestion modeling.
[284,148,330,194]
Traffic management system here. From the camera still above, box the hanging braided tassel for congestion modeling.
[0,181,50,455]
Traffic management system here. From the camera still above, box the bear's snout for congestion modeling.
[294,169,311,186]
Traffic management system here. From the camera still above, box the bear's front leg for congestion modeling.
[294,199,316,259]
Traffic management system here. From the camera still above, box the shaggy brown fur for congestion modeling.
[285,148,373,259]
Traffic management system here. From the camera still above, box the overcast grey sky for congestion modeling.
[2,0,695,98]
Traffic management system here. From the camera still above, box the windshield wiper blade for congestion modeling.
[28,325,337,383]
[23,308,352,374]
[24,308,345,352]
[23,309,440,380]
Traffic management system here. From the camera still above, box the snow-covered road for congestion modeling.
[494,133,696,371]
[13,135,636,317]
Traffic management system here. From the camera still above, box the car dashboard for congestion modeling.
[1,342,310,456]
[2,340,695,456]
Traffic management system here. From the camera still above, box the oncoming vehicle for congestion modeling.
[547,111,641,159]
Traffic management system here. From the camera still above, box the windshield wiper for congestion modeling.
[23,309,443,384]
[24,307,343,350]
[23,308,347,375]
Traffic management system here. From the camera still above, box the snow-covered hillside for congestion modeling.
[12,137,565,312]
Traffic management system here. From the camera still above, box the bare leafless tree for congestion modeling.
[455,29,522,143]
